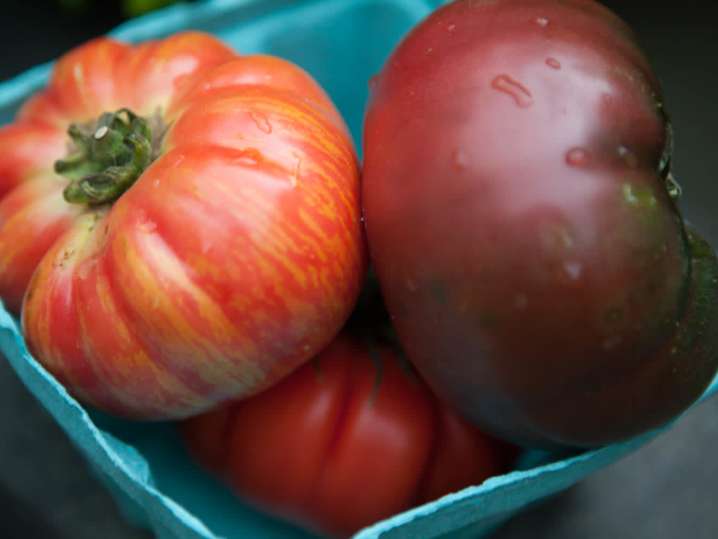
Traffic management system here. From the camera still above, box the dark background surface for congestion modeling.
[1,0,717,538]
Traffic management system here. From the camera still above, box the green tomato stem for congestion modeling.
[55,108,155,206]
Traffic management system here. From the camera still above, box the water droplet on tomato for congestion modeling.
[426,47,434,54]
[617,145,638,168]
[169,154,185,167]
[665,172,682,199]
[237,155,258,166]
[563,261,582,280]
[452,149,468,169]
[235,149,261,167]
[536,17,549,27]
[139,220,157,233]
[250,111,272,134]
[447,23,456,32]
[545,57,561,70]
[514,294,528,310]
[491,75,533,108]
[565,147,591,167]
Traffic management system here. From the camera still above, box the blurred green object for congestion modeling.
[57,0,182,17]
[122,0,180,17]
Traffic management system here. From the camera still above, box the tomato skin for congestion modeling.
[1,32,365,419]
[363,0,718,447]
[182,334,511,537]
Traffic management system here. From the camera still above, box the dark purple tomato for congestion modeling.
[362,0,718,447]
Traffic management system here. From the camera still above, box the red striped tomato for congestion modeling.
[0,32,365,419]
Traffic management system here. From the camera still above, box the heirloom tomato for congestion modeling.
[0,32,364,419]
[363,0,718,447]
[183,333,513,537]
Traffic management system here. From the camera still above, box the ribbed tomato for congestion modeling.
[182,333,513,537]
[0,32,364,419]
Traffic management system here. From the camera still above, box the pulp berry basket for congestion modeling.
[0,0,716,538]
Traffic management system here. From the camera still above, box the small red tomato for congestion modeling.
[182,333,513,537]
[363,0,718,447]
[0,32,365,419]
